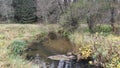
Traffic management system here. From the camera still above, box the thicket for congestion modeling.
[12,0,37,23]
[59,0,119,33]
[0,0,120,33]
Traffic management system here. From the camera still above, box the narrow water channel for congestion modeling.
[24,32,101,68]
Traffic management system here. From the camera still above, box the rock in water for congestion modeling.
[48,55,75,61]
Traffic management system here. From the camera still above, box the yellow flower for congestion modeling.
[112,57,119,62]
[89,61,93,64]
[109,63,114,67]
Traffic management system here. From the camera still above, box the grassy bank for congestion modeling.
[0,24,59,68]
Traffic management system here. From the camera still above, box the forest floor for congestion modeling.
[0,24,120,68]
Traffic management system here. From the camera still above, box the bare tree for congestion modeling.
[36,0,72,23]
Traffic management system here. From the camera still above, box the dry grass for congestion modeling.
[0,24,59,68]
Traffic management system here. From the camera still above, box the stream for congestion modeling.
[24,32,102,68]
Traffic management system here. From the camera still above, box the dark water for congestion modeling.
[30,55,99,68]
[25,42,100,68]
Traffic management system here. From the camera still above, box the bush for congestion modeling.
[59,1,87,33]
[91,34,120,68]
[12,0,37,23]
[94,25,112,34]
[8,40,27,56]
[70,32,120,68]
[59,11,79,32]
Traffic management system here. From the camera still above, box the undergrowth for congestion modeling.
[69,32,120,68]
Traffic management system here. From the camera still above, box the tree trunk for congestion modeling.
[87,15,94,33]
[110,0,116,32]
[110,7,115,32]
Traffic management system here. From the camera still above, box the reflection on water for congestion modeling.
[25,32,73,59]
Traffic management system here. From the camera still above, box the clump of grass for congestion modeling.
[94,25,112,36]
[95,25,112,32]
[80,24,112,35]
[8,39,27,56]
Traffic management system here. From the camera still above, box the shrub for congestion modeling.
[89,34,120,68]
[8,39,27,56]
[70,32,120,68]
[59,1,87,33]
[69,32,93,59]
[59,11,79,32]
[94,25,112,33]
